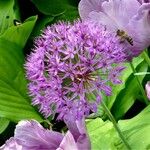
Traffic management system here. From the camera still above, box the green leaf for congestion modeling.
[32,16,54,37]
[31,0,73,16]
[54,6,79,22]
[96,56,146,120]
[0,117,9,134]
[31,0,79,21]
[0,16,43,122]
[87,105,150,149]
[108,56,144,109]
[86,119,117,150]
[0,0,20,35]
[111,60,148,120]
[118,105,150,149]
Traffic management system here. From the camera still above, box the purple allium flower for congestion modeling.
[25,20,126,120]
[0,119,90,150]
[79,0,150,60]
[145,81,150,100]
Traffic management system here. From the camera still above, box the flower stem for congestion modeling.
[142,50,150,68]
[101,100,131,150]
[129,62,149,105]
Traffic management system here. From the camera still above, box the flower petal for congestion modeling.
[65,118,91,150]
[57,131,78,150]
[138,0,150,3]
[78,0,106,20]
[0,138,22,150]
[102,0,140,28]
[145,81,150,100]
[14,120,63,150]
[79,0,140,31]
[88,11,118,31]
[127,3,150,56]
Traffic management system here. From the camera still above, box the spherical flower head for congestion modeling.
[25,20,126,120]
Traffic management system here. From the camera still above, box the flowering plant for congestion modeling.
[0,0,150,150]
[0,119,90,150]
[25,20,126,120]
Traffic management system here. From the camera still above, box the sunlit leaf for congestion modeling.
[87,105,150,149]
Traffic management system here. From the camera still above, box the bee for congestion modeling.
[116,29,133,46]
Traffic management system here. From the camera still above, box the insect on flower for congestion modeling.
[79,0,150,59]
[116,29,133,46]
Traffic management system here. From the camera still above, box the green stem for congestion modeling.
[130,62,149,105]
[101,100,131,150]
[142,50,150,68]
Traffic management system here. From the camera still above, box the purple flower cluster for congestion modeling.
[25,20,126,120]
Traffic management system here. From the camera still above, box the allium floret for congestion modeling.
[25,20,126,120]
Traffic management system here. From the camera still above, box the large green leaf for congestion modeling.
[0,16,42,122]
[111,61,148,120]
[87,105,150,150]
[0,0,19,35]
[86,119,117,150]
[118,105,150,149]
[0,117,9,134]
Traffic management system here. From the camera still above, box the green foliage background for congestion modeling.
[0,0,149,149]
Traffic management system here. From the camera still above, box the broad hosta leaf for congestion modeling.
[87,105,150,149]
[86,119,117,150]
[119,105,150,149]
[0,117,9,134]
[0,0,19,35]
[0,16,42,122]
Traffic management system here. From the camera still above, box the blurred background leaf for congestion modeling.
[31,0,78,16]
[0,0,20,35]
